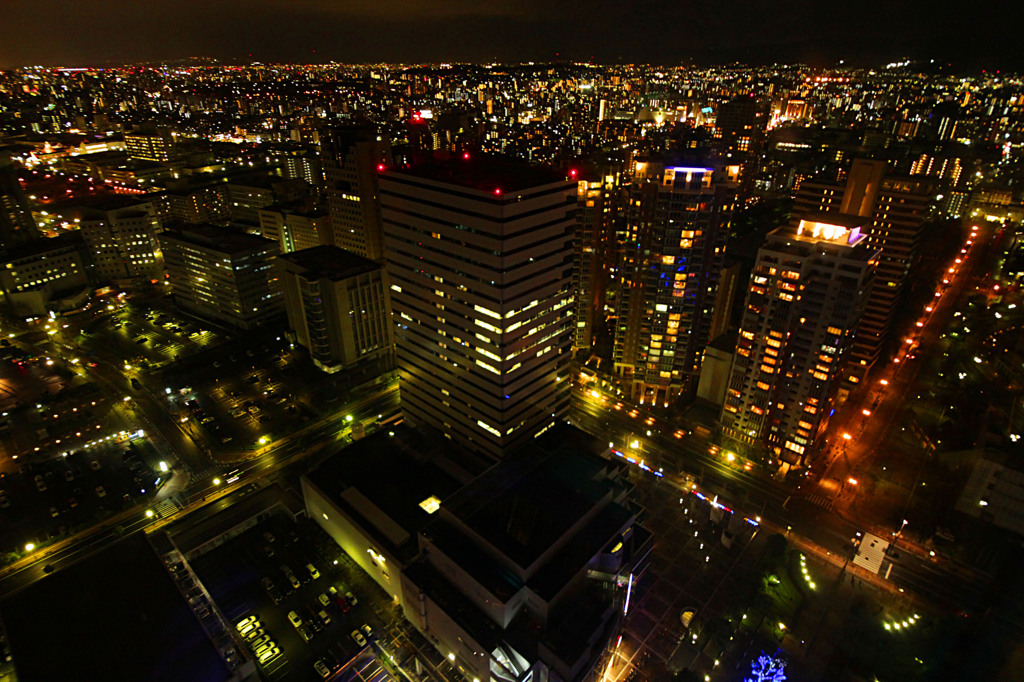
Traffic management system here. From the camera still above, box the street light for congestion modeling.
[24,543,35,552]
[145,509,154,518]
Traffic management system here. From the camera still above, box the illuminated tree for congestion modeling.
[744,650,787,682]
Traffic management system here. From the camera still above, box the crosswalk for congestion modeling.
[190,465,223,484]
[154,497,181,517]
[805,493,835,511]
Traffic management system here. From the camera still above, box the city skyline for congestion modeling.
[2,40,1024,682]
[0,0,1018,70]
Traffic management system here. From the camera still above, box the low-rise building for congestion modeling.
[303,424,651,682]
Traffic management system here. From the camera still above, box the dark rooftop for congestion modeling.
[440,424,626,572]
[303,426,466,561]
[278,245,381,281]
[158,223,278,256]
[0,533,229,682]
[390,154,568,194]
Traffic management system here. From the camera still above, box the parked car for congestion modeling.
[235,615,258,631]
[287,610,302,628]
[350,630,367,648]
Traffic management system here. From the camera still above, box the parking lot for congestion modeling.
[168,342,314,453]
[0,433,172,553]
[83,301,224,370]
[189,515,388,681]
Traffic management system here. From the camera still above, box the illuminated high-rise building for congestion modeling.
[721,216,878,464]
[78,200,163,284]
[124,129,173,162]
[380,155,575,461]
[158,224,282,330]
[794,159,933,374]
[572,168,621,356]
[322,126,392,260]
[613,160,737,406]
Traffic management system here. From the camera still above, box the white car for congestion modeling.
[235,615,258,632]
[258,647,280,664]
[254,640,276,658]
[351,630,367,647]
[288,610,302,628]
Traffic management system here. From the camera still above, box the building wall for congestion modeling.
[278,255,393,373]
[613,163,736,406]
[78,204,163,284]
[302,478,407,606]
[696,343,733,406]
[158,229,282,329]
[323,128,392,260]
[381,171,574,460]
[722,222,876,462]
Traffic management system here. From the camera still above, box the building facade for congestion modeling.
[613,161,737,406]
[258,206,332,254]
[157,224,282,330]
[78,201,163,284]
[277,245,394,373]
[380,156,575,461]
[322,126,392,260]
[721,217,878,465]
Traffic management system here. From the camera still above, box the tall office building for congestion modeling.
[124,129,173,162]
[277,245,394,374]
[78,200,163,284]
[258,205,331,254]
[572,171,620,356]
[721,216,878,464]
[794,159,933,374]
[613,160,737,406]
[380,156,575,461]
[714,96,768,193]
[0,149,38,248]
[322,126,392,260]
[158,224,282,330]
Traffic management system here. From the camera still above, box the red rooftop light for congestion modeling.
[377,164,385,171]
[570,169,577,177]
[463,152,470,160]
[494,188,502,195]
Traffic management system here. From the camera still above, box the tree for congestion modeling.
[744,650,787,682]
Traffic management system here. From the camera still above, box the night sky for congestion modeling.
[0,0,1013,69]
